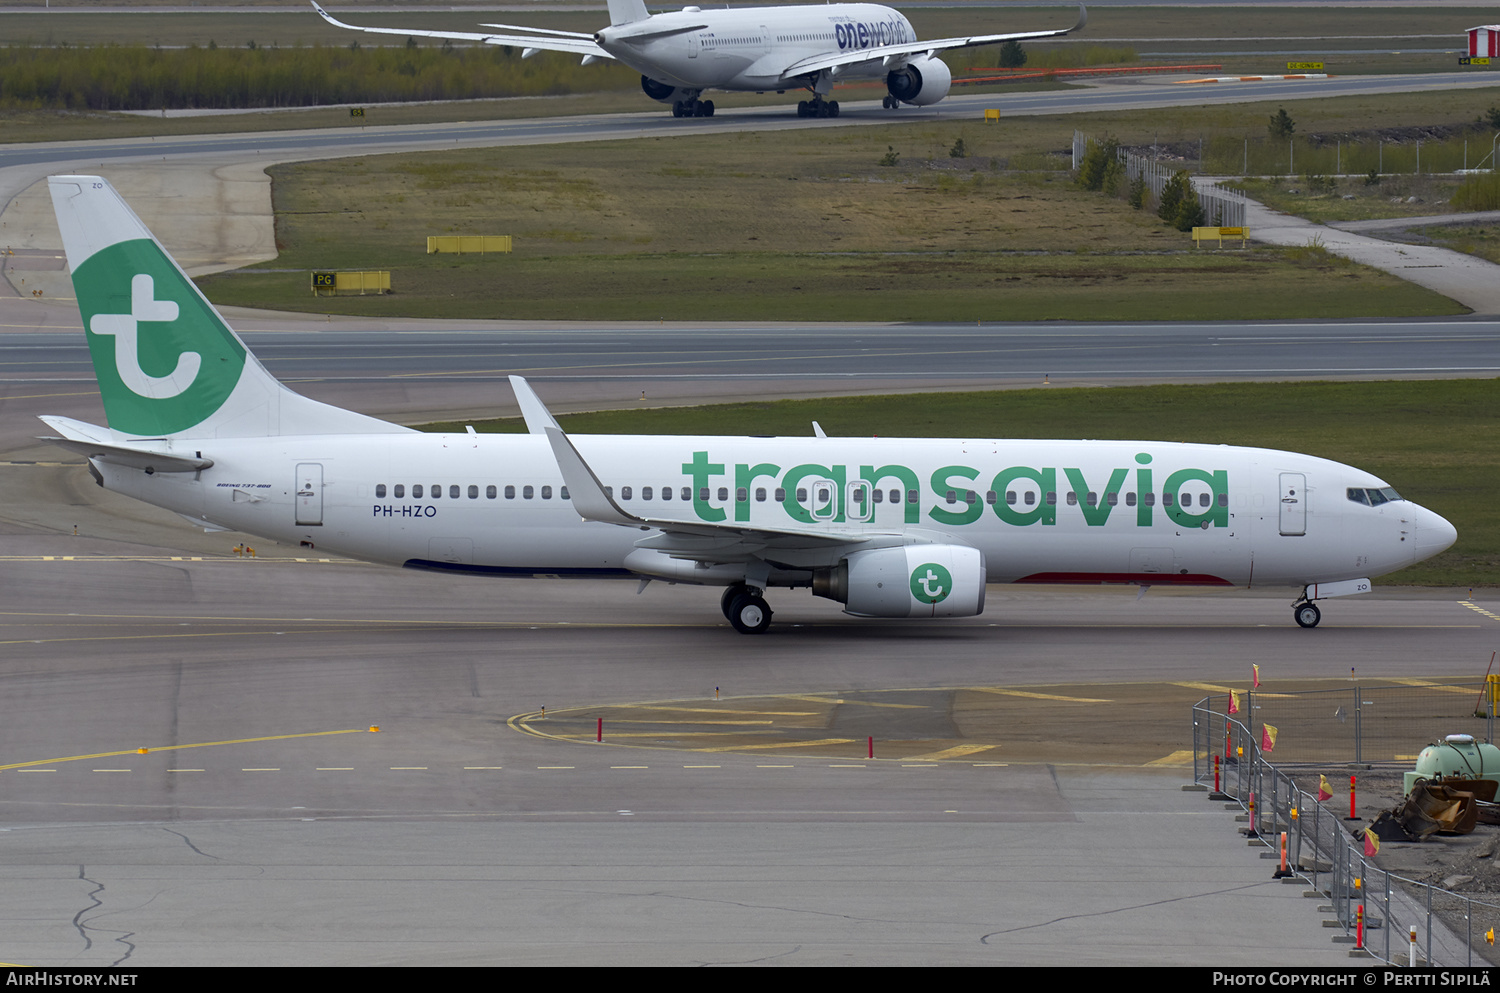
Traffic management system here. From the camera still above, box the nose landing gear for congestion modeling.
[1292,597,1321,628]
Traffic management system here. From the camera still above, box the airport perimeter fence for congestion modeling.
[1192,684,1500,967]
[1071,131,1247,228]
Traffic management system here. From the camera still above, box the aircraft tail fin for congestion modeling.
[47,176,409,440]
[606,0,650,25]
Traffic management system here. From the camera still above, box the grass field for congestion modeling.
[195,109,1468,322]
[420,379,1500,587]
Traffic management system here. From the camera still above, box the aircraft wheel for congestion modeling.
[672,102,684,118]
[797,101,809,118]
[728,592,772,634]
[702,100,715,117]
[1294,602,1321,628]
[816,102,830,118]
[721,583,753,620]
[828,101,839,118]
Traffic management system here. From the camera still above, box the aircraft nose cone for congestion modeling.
[1414,507,1458,559]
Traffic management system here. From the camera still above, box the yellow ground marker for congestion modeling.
[969,687,1113,703]
[0,728,373,772]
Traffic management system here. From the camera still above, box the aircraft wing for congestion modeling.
[544,425,866,550]
[782,4,1086,78]
[507,376,867,554]
[311,2,613,60]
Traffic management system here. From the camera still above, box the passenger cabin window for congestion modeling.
[486,485,497,499]
[541,486,552,500]
[505,485,515,499]
[394,484,405,498]
[413,485,424,499]
[450,485,460,499]
[523,485,534,499]
[376,484,387,498]
[469,485,479,499]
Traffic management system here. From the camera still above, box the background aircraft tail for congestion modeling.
[48,176,408,441]
[606,0,650,26]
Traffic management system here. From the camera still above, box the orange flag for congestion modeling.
[1318,775,1333,801]
[1229,690,1240,714]
[1253,664,1261,688]
[1262,723,1278,751]
[1364,828,1380,858]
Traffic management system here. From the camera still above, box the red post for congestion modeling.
[597,717,602,742]
[1214,754,1221,792]
[1356,904,1365,949]
[1350,775,1357,820]
[867,736,873,759]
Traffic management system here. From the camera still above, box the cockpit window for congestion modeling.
[1349,486,1402,506]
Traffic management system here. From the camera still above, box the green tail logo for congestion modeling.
[73,239,246,436]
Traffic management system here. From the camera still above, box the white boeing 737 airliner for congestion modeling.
[43,177,1457,634]
[313,1,1086,118]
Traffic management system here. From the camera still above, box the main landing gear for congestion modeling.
[796,97,839,118]
[881,95,903,110]
[1292,594,1322,628]
[672,98,715,118]
[721,584,773,634]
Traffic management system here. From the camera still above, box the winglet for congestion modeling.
[509,375,562,435]
[543,426,642,528]
[1072,4,1088,34]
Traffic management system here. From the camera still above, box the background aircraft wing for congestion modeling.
[782,4,1086,78]
[312,3,613,60]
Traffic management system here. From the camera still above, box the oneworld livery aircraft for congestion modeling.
[313,1,1087,118]
[44,178,1457,634]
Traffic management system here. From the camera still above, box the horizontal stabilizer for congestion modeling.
[39,435,213,473]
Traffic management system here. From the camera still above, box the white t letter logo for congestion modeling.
[91,274,200,399]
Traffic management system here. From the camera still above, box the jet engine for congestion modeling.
[813,544,986,618]
[641,75,684,103]
[886,56,953,106]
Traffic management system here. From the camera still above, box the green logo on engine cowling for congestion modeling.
[72,239,245,436]
[910,562,953,604]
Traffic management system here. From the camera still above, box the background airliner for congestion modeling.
[44,177,1456,634]
[314,1,1087,118]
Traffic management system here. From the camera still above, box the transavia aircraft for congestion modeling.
[313,1,1087,118]
[44,177,1458,634]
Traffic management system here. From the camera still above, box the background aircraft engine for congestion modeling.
[641,76,683,103]
[815,545,986,618]
[886,56,952,106]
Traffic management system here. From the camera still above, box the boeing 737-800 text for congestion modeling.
[41,177,1456,633]
[314,1,1087,118]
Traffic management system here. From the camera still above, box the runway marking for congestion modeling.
[1384,678,1482,696]
[903,744,999,761]
[695,738,855,753]
[683,765,721,768]
[968,687,1112,704]
[626,706,819,717]
[241,768,280,772]
[1169,681,1298,698]
[0,727,372,772]
[1460,601,1500,624]
[775,695,926,710]
[603,719,775,726]
[1146,750,1195,766]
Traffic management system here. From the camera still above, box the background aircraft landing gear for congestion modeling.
[1293,599,1322,628]
[722,585,773,634]
[796,98,839,118]
[672,98,714,118]
[881,95,901,110]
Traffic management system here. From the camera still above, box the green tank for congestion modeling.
[1403,734,1500,795]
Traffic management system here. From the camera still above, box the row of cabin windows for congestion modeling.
[374,483,571,500]
[373,483,1224,509]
